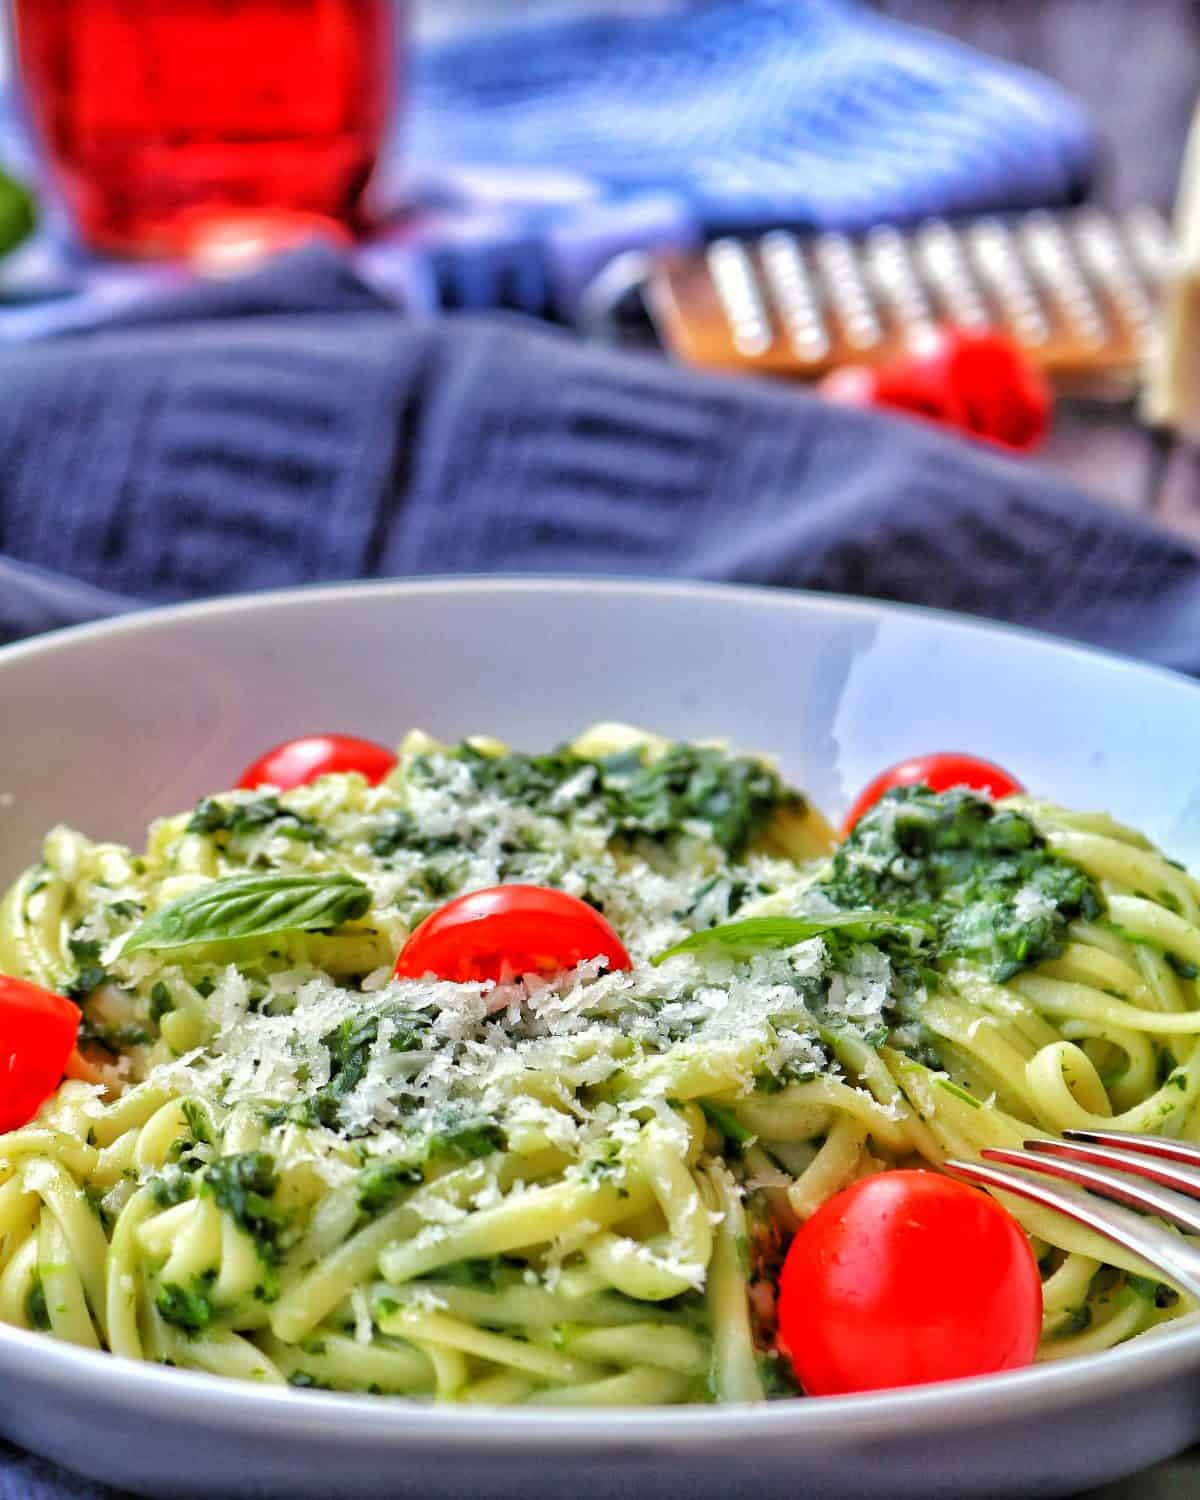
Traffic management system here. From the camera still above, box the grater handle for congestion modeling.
[1141,100,1200,439]
[640,208,1171,399]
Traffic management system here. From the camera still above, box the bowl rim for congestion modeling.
[0,573,1196,701]
[2,1301,1198,1445]
[3,573,1200,1438]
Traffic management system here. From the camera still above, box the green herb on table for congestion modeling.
[0,168,35,260]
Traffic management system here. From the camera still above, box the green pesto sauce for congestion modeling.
[422,741,797,859]
[818,787,1101,981]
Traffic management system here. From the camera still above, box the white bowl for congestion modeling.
[3,577,1200,1500]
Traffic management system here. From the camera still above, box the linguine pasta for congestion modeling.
[1,726,1195,1401]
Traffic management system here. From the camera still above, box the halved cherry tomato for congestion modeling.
[0,977,81,1134]
[843,752,1023,834]
[394,885,632,985]
[238,734,396,792]
[777,1170,1042,1396]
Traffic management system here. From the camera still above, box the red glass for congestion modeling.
[10,0,398,256]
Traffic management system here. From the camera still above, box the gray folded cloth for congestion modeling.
[1,249,1198,675]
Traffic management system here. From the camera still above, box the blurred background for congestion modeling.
[2,0,1200,664]
[437,0,1200,522]
[0,1,1198,527]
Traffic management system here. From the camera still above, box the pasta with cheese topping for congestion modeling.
[0,726,1196,1401]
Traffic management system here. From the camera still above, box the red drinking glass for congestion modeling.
[10,0,400,257]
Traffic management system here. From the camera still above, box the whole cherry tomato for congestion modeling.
[930,329,1052,451]
[0,977,81,1134]
[394,885,633,984]
[843,752,1023,835]
[238,734,396,792]
[777,1170,1042,1396]
[821,327,1052,453]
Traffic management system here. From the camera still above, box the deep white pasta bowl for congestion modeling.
[4,576,1200,1500]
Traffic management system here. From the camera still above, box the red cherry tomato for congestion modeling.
[777,1170,1042,1396]
[932,329,1053,452]
[843,752,1023,835]
[821,327,1052,453]
[238,735,396,792]
[394,885,633,985]
[0,978,81,1134]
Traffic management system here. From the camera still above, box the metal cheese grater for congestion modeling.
[637,208,1172,398]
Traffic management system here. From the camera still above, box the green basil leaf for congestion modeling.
[122,872,372,955]
[652,911,934,966]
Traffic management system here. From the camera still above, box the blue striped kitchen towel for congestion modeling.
[0,0,1095,338]
[1,252,1198,677]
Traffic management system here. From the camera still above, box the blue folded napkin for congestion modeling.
[0,0,1096,336]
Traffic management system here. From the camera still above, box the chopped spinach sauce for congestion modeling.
[354,1118,506,1218]
[413,741,797,858]
[202,1152,287,1266]
[187,795,326,846]
[818,787,1101,981]
[156,1277,216,1334]
[66,935,109,1002]
[25,1274,50,1332]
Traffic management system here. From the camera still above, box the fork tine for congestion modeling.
[1062,1127,1200,1170]
[981,1146,1200,1236]
[946,1157,1200,1299]
[1024,1136,1200,1201]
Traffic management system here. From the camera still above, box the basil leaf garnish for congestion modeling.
[652,911,934,966]
[123,872,372,955]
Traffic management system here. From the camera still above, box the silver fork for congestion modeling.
[947,1130,1200,1299]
